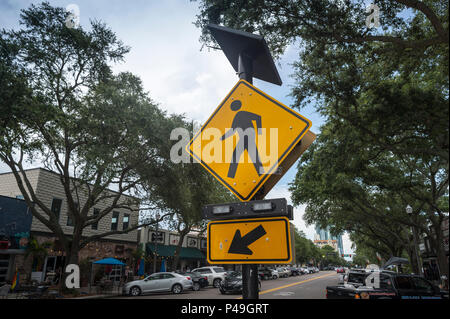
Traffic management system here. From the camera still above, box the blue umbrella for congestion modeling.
[160,259,166,272]
[137,258,145,276]
[93,257,126,266]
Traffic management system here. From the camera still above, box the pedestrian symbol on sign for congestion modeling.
[220,99,264,178]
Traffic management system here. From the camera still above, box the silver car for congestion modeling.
[123,272,193,296]
[276,267,289,278]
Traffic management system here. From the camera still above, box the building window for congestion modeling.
[50,198,62,222]
[122,214,129,230]
[111,211,119,231]
[67,202,78,226]
[92,208,100,230]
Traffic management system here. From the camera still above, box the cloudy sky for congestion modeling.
[0,0,353,254]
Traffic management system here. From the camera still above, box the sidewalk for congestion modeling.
[1,285,124,299]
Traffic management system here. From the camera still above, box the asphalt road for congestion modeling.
[114,270,338,299]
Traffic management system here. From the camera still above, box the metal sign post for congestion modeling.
[237,48,259,300]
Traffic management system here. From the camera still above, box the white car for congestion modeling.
[271,269,279,279]
[192,266,227,288]
[307,266,316,274]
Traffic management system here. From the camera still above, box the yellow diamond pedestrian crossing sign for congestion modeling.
[186,79,312,201]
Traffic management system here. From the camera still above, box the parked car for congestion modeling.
[284,267,292,277]
[314,267,320,273]
[327,271,449,299]
[192,266,226,288]
[276,267,289,278]
[179,272,208,291]
[307,266,316,274]
[299,267,308,275]
[270,269,279,279]
[258,267,273,280]
[289,267,300,276]
[336,267,345,274]
[123,272,193,296]
[219,271,261,295]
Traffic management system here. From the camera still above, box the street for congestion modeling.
[113,271,337,299]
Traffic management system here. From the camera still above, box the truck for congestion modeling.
[326,270,449,299]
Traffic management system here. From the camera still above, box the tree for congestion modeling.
[289,119,447,274]
[25,237,52,273]
[195,0,448,62]
[292,226,322,265]
[0,3,171,269]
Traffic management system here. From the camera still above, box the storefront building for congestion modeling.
[0,195,33,283]
[139,227,208,273]
[0,168,140,285]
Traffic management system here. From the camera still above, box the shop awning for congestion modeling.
[146,243,205,259]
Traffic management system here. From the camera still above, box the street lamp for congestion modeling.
[153,212,160,274]
[406,205,412,215]
[406,205,423,276]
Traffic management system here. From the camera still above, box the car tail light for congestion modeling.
[186,277,191,280]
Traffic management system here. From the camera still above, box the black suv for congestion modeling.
[289,267,301,276]
[258,267,273,280]
[219,271,261,294]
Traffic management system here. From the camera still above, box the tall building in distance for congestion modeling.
[314,225,344,255]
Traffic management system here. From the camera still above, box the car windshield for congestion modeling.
[348,273,368,285]
[227,271,241,278]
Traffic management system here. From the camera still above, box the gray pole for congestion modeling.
[412,226,423,276]
[153,218,159,274]
[238,52,259,299]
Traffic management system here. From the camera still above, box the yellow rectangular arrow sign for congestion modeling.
[207,217,292,264]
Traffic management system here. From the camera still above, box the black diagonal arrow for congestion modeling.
[228,225,267,255]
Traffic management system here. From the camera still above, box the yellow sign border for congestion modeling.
[206,217,292,264]
[186,80,311,202]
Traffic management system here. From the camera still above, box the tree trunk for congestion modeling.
[431,224,449,279]
[172,230,189,272]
